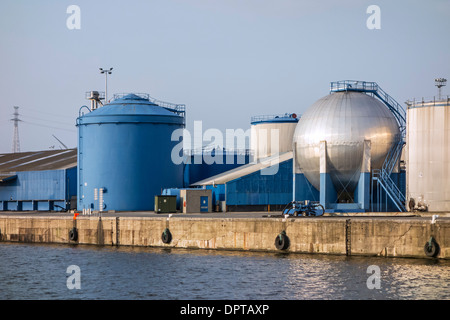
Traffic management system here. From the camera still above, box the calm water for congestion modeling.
[0,242,449,300]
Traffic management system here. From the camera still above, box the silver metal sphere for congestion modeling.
[294,91,400,193]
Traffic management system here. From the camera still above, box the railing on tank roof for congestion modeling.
[330,80,406,139]
[85,91,105,100]
[251,113,299,123]
[113,93,150,100]
[330,80,378,92]
[112,93,186,117]
[405,96,450,108]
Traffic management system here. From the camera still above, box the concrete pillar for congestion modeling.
[319,141,337,210]
[355,140,371,211]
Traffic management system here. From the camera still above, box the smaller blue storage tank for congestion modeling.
[77,93,185,211]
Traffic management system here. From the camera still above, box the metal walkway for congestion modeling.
[330,80,406,212]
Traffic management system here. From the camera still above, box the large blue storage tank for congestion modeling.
[76,93,185,211]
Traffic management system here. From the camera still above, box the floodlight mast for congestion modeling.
[435,78,447,100]
[99,67,113,103]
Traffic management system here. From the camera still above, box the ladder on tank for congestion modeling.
[330,80,406,212]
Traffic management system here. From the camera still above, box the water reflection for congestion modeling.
[283,254,450,300]
[382,262,450,299]
[0,243,448,300]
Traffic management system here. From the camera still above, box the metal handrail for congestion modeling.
[148,96,186,117]
[111,93,186,117]
[85,91,105,100]
[251,113,298,123]
[78,105,91,118]
[381,178,404,205]
[330,80,406,139]
[113,93,150,100]
[382,140,404,175]
[373,140,406,212]
[373,88,406,132]
[330,80,378,92]
[373,170,405,200]
[406,96,450,108]
[372,169,406,212]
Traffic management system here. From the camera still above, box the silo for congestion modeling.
[294,91,400,199]
[250,113,299,161]
[406,98,450,212]
[76,93,185,212]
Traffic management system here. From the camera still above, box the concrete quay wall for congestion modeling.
[0,215,448,259]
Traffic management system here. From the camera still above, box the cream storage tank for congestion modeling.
[406,96,450,212]
[250,113,299,162]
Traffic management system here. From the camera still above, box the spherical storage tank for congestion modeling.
[77,93,185,211]
[294,91,400,195]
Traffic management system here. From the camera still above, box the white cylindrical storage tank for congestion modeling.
[406,98,450,212]
[250,113,299,161]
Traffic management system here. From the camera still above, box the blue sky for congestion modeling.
[0,0,449,153]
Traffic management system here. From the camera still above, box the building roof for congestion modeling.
[192,151,293,186]
[0,149,77,182]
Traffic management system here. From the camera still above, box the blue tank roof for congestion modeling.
[77,93,185,125]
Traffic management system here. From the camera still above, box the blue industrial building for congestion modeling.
[0,149,77,211]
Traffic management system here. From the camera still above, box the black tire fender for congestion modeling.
[162,228,172,244]
[275,231,289,250]
[424,237,439,257]
[69,227,78,242]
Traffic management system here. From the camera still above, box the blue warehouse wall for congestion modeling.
[66,167,77,200]
[185,152,250,186]
[0,167,77,211]
[205,184,226,205]
[294,172,320,202]
[225,159,294,207]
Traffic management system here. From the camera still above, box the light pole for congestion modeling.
[435,78,447,100]
[99,67,113,103]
